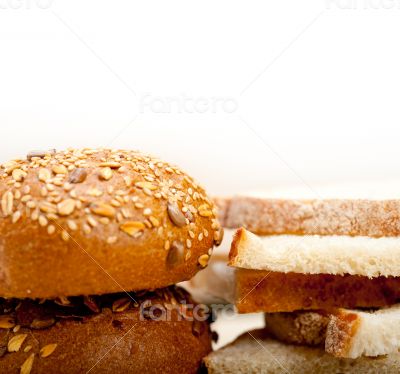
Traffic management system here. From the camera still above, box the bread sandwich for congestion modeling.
[203,195,400,372]
[0,148,223,373]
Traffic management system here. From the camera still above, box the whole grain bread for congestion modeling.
[0,287,212,373]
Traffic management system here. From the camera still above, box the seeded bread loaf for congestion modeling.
[0,286,212,373]
[203,330,400,374]
[0,149,222,298]
[235,269,400,313]
[216,196,400,237]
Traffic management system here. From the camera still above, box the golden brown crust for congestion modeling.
[0,148,222,298]
[236,269,400,313]
[217,196,400,237]
[0,287,212,373]
[325,310,360,357]
[228,227,245,265]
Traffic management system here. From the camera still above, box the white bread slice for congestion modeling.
[203,329,400,373]
[264,305,400,359]
[229,228,400,277]
[214,195,400,237]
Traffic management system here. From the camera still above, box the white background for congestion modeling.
[1,0,400,196]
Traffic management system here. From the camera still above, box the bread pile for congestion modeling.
[0,148,223,373]
[204,196,400,373]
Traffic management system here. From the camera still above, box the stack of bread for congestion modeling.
[204,195,400,373]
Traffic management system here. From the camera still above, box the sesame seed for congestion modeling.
[87,216,98,227]
[198,254,209,267]
[38,215,48,227]
[47,225,55,235]
[38,168,51,182]
[99,167,113,181]
[12,211,21,223]
[107,236,118,244]
[67,219,78,231]
[61,230,70,241]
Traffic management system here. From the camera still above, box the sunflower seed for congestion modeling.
[167,202,186,227]
[166,241,185,267]
[27,150,46,160]
[68,168,87,183]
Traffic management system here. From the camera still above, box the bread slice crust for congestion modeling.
[235,269,400,313]
[216,196,400,237]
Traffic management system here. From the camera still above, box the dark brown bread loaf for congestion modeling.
[0,287,212,373]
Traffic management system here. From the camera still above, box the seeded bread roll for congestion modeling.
[0,287,212,373]
[0,148,222,298]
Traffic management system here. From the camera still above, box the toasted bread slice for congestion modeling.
[236,269,400,313]
[216,196,400,237]
[203,329,400,373]
[264,305,400,359]
[229,228,400,278]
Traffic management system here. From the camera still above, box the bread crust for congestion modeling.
[264,311,330,346]
[325,309,360,357]
[0,149,221,298]
[0,287,212,373]
[216,196,400,237]
[235,269,400,313]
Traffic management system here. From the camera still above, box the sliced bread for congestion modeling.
[203,329,400,373]
[264,305,400,359]
[229,228,400,277]
[236,269,400,313]
[216,196,400,237]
